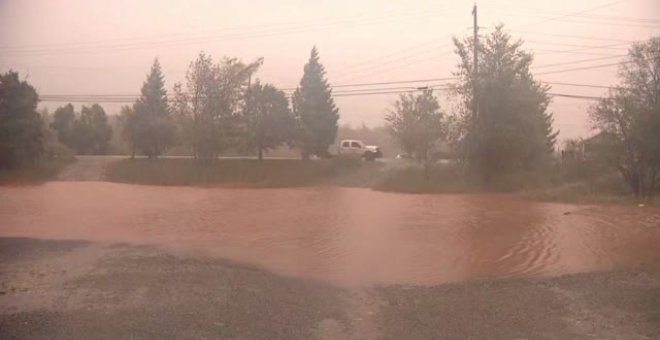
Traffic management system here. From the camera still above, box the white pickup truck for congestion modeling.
[338,139,383,161]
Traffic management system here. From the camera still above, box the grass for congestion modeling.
[104,156,373,187]
[526,175,658,206]
[0,157,75,184]
[373,164,479,193]
[374,163,658,205]
[372,163,546,194]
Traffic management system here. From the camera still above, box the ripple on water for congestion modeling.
[1,182,659,286]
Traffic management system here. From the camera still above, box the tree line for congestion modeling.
[0,46,339,167]
[120,47,338,161]
[1,27,657,199]
[386,26,558,184]
[384,26,658,198]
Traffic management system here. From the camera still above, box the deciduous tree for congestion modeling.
[245,81,294,160]
[173,52,262,161]
[0,71,43,167]
[590,36,660,199]
[386,89,446,176]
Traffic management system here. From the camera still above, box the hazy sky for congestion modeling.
[1,0,659,143]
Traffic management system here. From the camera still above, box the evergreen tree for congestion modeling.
[453,25,558,183]
[125,59,175,158]
[292,47,339,159]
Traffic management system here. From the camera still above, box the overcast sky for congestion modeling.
[1,0,659,143]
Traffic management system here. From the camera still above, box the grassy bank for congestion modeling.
[373,164,547,194]
[104,156,381,187]
[373,165,477,193]
[527,177,658,205]
[0,158,74,184]
[373,163,657,205]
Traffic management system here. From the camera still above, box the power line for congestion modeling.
[38,81,613,104]
[39,89,602,103]
[1,10,457,57]
[331,39,454,80]
[536,61,624,75]
[333,42,628,83]
[543,81,614,89]
[487,9,660,29]
[38,88,441,102]
[331,37,448,79]
[38,78,459,100]
[480,3,660,24]
[336,49,454,83]
[534,48,624,57]
[548,92,602,100]
[515,0,630,30]
[511,30,636,44]
[2,6,468,53]
[525,40,630,51]
[37,80,613,101]
[333,87,449,97]
[278,77,458,91]
[533,54,626,69]
[0,14,379,51]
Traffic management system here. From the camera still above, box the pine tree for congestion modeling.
[292,47,340,159]
[125,59,175,158]
[453,25,558,183]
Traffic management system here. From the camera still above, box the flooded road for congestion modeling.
[1,182,659,286]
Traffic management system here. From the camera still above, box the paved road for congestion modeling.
[56,156,125,181]
[0,238,657,339]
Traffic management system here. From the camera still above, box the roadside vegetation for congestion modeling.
[0,158,74,184]
[379,28,659,203]
[0,71,74,183]
[104,155,371,187]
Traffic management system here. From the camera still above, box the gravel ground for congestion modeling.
[0,237,658,339]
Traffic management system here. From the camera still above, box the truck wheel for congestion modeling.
[363,152,375,161]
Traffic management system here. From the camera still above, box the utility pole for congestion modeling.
[472,3,479,122]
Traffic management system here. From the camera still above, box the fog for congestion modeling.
[2,2,660,338]
[2,0,658,142]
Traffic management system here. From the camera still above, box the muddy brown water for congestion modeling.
[1,182,659,286]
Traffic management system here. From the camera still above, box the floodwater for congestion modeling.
[1,182,659,286]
